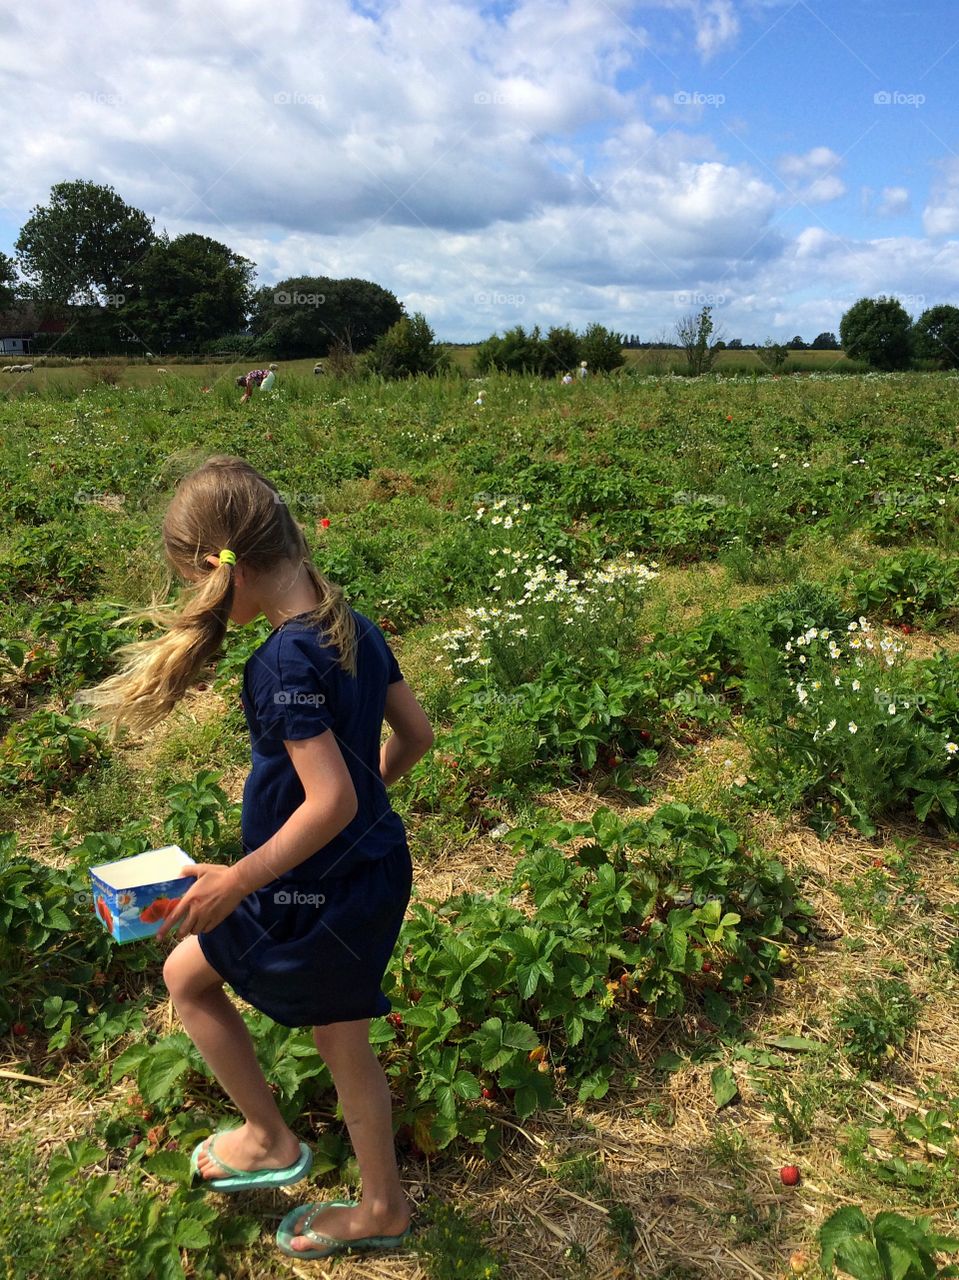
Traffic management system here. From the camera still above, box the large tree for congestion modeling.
[248,276,403,357]
[0,251,16,311]
[123,233,255,353]
[810,331,840,350]
[913,304,959,369]
[839,296,912,370]
[15,180,155,304]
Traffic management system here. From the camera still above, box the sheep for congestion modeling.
[10,365,22,373]
[2,366,11,374]
[21,364,32,372]
[156,367,168,374]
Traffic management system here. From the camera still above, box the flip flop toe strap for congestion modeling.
[204,1134,249,1179]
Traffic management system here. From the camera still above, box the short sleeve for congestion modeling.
[385,640,403,685]
[248,631,336,741]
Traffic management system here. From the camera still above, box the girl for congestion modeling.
[76,455,433,1260]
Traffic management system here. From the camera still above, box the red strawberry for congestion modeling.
[387,1013,403,1029]
[779,1164,800,1186]
[481,1087,493,1100]
[702,961,713,973]
[320,518,331,529]
[11,1021,27,1036]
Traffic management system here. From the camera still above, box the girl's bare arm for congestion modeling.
[380,679,434,787]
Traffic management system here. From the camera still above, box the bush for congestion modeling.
[913,304,959,370]
[365,312,450,378]
[839,296,913,371]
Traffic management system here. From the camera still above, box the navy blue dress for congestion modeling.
[197,607,413,1028]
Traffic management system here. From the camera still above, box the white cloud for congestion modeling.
[776,147,846,203]
[923,160,959,236]
[877,186,910,216]
[642,0,741,60]
[0,0,953,345]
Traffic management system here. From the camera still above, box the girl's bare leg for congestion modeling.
[287,1017,411,1251]
[163,936,301,1178]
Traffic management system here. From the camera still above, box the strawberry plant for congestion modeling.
[381,803,810,1152]
[852,551,959,627]
[28,600,148,687]
[162,769,239,858]
[0,708,109,794]
[819,1205,959,1279]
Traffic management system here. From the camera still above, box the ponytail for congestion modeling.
[74,559,235,740]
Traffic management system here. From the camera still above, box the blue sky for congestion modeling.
[1,0,957,343]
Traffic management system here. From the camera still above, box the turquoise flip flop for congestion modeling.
[189,1131,312,1192]
[276,1199,413,1259]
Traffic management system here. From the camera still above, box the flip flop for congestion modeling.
[189,1130,312,1192]
[276,1199,413,1259]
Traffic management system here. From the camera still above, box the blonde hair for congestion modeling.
[75,455,356,739]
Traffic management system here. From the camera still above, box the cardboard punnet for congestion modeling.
[89,845,196,943]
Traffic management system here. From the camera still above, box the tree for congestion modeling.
[543,325,581,376]
[726,337,744,349]
[787,334,807,349]
[675,305,724,375]
[839,296,912,370]
[122,233,254,353]
[0,251,16,311]
[756,339,789,371]
[810,331,840,350]
[365,312,450,377]
[579,322,625,373]
[248,276,403,357]
[474,324,546,374]
[913,304,959,369]
[15,179,155,304]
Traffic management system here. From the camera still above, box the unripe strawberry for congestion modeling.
[789,1251,810,1275]
[528,1045,547,1063]
[779,1164,800,1186]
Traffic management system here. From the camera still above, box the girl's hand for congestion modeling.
[156,865,246,941]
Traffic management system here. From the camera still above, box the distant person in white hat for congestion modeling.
[577,361,588,381]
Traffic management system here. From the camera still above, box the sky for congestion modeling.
[1,0,958,343]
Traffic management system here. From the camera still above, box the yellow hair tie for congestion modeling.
[218,549,237,566]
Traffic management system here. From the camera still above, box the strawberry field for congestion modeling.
[3,367,959,1279]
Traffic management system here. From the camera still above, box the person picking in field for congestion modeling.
[75,456,432,1260]
[235,363,277,402]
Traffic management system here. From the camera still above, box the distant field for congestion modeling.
[0,345,861,393]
